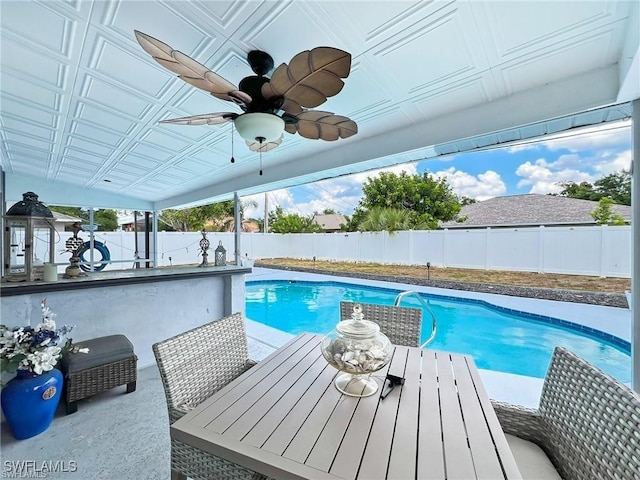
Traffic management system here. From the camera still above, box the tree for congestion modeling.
[159,208,211,232]
[557,170,630,205]
[590,198,626,225]
[358,207,419,233]
[350,171,461,230]
[48,206,118,231]
[269,206,324,233]
[594,171,631,205]
[160,199,257,232]
[557,181,598,201]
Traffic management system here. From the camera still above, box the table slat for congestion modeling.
[220,342,323,438]
[188,334,315,427]
[356,347,408,479]
[417,350,446,479]
[305,390,363,471]
[466,358,523,480]
[451,354,506,479]
[437,352,476,479]
[242,360,331,447]
[282,372,343,463]
[386,346,422,479]
[259,365,337,455]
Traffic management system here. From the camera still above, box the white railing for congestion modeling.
[47,225,632,278]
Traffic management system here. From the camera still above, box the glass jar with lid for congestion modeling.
[321,303,392,397]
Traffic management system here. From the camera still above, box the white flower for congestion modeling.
[27,346,61,375]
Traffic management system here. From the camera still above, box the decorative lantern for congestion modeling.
[214,241,226,266]
[3,192,56,282]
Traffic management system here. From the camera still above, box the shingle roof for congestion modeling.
[52,212,83,223]
[312,214,347,231]
[440,194,631,228]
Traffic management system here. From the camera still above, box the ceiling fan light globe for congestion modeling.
[234,113,284,143]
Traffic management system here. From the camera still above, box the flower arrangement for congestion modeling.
[0,299,88,378]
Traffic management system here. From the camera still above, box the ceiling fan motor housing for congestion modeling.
[239,76,284,113]
[247,50,274,76]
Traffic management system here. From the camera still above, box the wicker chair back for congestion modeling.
[537,346,640,480]
[153,313,267,480]
[339,301,422,347]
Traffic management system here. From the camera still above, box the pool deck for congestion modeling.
[245,268,632,408]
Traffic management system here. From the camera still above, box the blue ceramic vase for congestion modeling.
[1,368,63,440]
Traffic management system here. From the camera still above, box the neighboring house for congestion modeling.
[118,214,147,232]
[52,212,83,231]
[440,194,631,229]
[312,214,346,232]
[228,219,260,233]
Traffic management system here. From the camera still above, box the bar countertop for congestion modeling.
[0,265,252,297]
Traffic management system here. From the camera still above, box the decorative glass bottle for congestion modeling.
[321,304,392,397]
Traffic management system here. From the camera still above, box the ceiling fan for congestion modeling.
[134,30,358,156]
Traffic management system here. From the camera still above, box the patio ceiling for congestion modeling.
[1,1,638,211]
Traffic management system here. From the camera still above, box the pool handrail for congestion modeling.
[394,290,437,348]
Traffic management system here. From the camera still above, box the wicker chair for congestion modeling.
[153,313,268,480]
[339,301,423,347]
[492,346,640,480]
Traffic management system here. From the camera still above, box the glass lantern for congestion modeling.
[321,304,393,397]
[3,192,56,282]
[214,241,226,266]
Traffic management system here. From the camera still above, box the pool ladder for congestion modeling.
[394,291,437,348]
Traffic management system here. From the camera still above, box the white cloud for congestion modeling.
[515,159,595,194]
[592,149,632,176]
[242,163,420,218]
[352,163,418,183]
[433,167,506,200]
[506,143,538,153]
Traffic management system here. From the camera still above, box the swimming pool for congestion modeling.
[246,280,631,383]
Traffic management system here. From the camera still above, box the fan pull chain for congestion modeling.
[230,123,235,164]
[258,137,265,175]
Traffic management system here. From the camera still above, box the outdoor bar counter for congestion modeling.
[1,266,251,368]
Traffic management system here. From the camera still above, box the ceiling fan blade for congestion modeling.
[134,31,251,105]
[284,124,298,134]
[159,112,238,125]
[246,136,283,152]
[262,47,351,108]
[281,98,303,115]
[291,111,358,140]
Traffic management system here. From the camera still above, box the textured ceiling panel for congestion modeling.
[0,0,636,209]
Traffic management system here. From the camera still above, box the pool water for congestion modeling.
[246,281,631,382]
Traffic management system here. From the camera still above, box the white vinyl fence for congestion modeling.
[53,225,631,278]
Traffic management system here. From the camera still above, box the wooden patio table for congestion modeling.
[171,333,522,480]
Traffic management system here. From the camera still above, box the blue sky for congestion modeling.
[243,120,632,219]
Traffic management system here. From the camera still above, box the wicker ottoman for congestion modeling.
[60,334,137,414]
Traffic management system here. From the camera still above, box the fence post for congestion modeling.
[442,229,448,267]
[485,227,491,269]
[599,224,608,278]
[537,226,545,273]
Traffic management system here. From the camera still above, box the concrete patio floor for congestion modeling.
[0,268,630,479]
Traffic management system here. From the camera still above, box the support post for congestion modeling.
[152,210,158,268]
[234,192,241,266]
[88,208,95,271]
[632,98,640,393]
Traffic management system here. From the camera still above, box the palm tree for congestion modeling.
[359,207,414,234]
